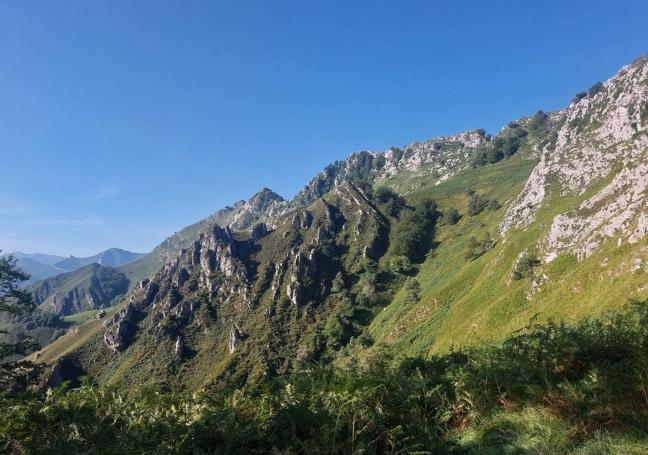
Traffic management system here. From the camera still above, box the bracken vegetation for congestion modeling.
[2,303,648,454]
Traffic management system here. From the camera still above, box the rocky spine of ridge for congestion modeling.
[500,55,648,261]
[292,130,489,206]
[97,181,390,385]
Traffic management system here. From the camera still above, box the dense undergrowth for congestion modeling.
[2,302,648,454]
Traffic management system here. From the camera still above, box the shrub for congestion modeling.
[512,255,541,280]
[403,278,421,304]
[572,91,587,104]
[487,199,501,211]
[468,192,500,216]
[442,208,461,225]
[390,199,438,262]
[3,304,648,453]
[486,127,528,164]
[375,186,405,217]
[468,193,489,216]
[588,81,604,96]
[465,232,495,260]
[389,255,413,275]
[486,141,505,163]
[528,110,549,135]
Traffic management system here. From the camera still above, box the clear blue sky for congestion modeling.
[1,1,647,256]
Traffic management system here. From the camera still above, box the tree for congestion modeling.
[403,278,421,304]
[0,254,33,316]
[390,199,438,262]
[528,110,549,136]
[389,255,413,275]
[330,272,345,294]
[486,139,505,164]
[375,186,405,217]
[324,295,355,350]
[1,253,39,391]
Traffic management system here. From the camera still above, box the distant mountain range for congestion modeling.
[8,248,145,286]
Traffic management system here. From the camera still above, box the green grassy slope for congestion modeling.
[30,263,128,316]
[369,154,648,357]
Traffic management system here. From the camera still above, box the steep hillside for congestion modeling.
[368,55,648,357]
[35,182,413,389]
[30,264,128,316]
[118,188,289,286]
[31,55,648,393]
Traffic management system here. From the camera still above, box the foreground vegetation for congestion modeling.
[3,302,648,454]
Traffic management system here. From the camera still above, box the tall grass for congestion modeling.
[2,302,648,454]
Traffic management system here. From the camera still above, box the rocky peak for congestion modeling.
[500,54,648,261]
[223,188,290,231]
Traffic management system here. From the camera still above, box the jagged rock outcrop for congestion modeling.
[293,130,488,205]
[501,56,648,261]
[103,303,136,352]
[102,223,252,354]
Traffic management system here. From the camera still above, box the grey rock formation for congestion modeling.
[501,55,648,262]
[103,304,136,352]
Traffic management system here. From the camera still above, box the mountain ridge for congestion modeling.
[28,54,648,393]
[6,248,144,286]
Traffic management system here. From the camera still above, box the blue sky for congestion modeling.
[1,1,647,256]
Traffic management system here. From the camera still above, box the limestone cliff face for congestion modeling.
[220,188,290,231]
[501,55,648,261]
[293,130,488,205]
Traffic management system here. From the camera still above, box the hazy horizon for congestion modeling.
[2,1,647,256]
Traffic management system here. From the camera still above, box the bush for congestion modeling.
[588,81,604,96]
[4,304,648,453]
[486,127,528,164]
[403,278,421,304]
[512,255,541,280]
[465,232,495,260]
[389,255,413,275]
[442,208,461,225]
[528,110,549,136]
[467,192,500,216]
[467,193,489,216]
[487,199,501,211]
[572,91,587,104]
[375,186,405,217]
[390,199,438,262]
